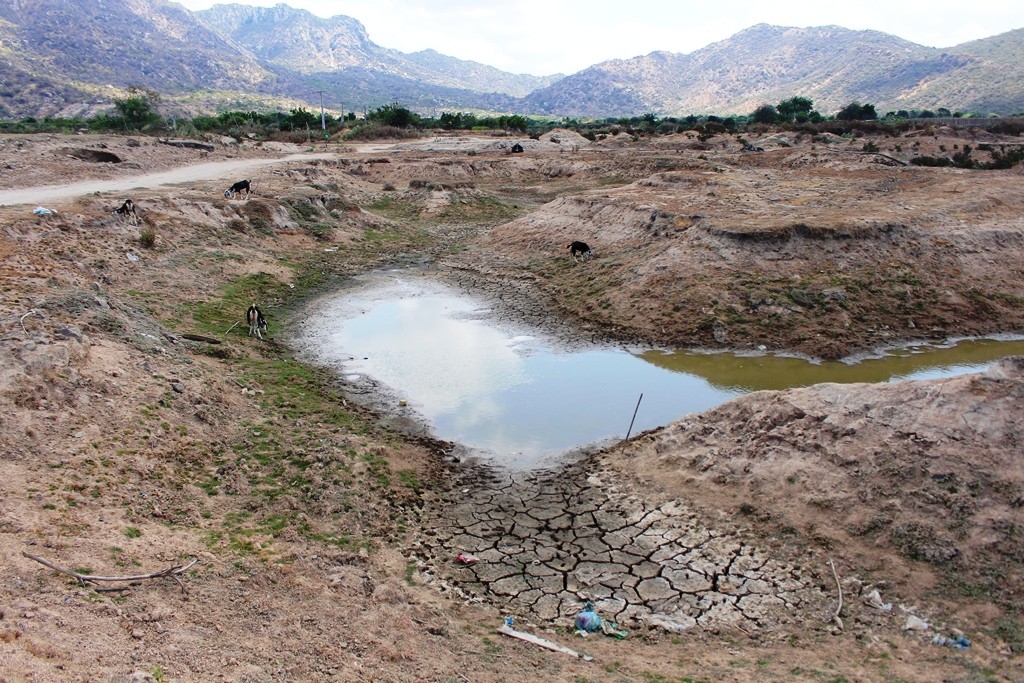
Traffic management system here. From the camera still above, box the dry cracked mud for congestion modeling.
[413,463,830,634]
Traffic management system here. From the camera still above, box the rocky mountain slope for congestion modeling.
[524,24,1024,117]
[0,1,1021,119]
[195,4,560,97]
[0,0,271,88]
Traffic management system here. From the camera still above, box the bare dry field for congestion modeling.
[0,127,1022,683]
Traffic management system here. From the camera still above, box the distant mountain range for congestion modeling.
[0,0,1021,120]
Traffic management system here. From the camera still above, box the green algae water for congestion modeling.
[298,275,1023,468]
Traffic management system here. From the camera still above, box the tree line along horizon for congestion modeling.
[3,91,1022,167]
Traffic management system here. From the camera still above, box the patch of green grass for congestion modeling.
[993,617,1024,654]
[438,196,520,223]
[258,514,290,537]
[228,534,257,556]
[397,469,420,489]
[307,532,356,549]
[405,560,416,585]
[481,637,501,655]
[187,272,288,336]
[123,526,142,539]
[362,451,392,488]
[198,476,220,496]
[366,197,421,221]
[204,530,224,549]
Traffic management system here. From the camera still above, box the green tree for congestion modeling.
[776,96,814,122]
[112,86,161,129]
[501,114,529,132]
[751,104,778,124]
[835,102,877,121]
[285,108,319,129]
[367,103,420,128]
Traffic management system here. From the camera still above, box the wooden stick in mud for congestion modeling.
[625,393,644,440]
[828,557,844,631]
[22,551,198,593]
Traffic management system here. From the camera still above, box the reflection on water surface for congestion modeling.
[301,276,1023,468]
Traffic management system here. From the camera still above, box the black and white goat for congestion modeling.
[568,240,592,262]
[224,179,251,199]
[246,304,268,340]
[112,199,138,225]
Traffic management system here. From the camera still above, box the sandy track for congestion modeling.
[0,152,343,206]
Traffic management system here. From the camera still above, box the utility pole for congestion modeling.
[309,90,325,132]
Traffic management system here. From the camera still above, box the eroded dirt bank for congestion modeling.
[1,130,1022,682]
[458,140,1024,359]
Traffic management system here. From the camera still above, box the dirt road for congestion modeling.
[0,152,344,206]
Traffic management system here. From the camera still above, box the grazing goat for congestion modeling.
[112,199,138,225]
[246,304,268,340]
[568,240,592,262]
[224,179,251,199]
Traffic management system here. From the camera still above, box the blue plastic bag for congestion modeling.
[575,601,602,633]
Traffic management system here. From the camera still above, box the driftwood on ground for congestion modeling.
[22,551,198,593]
[159,139,215,152]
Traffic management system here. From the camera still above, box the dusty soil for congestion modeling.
[0,128,1022,683]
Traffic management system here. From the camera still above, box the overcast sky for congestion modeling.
[175,0,1024,76]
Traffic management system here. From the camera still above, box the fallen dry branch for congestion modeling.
[181,333,222,344]
[159,138,215,152]
[23,551,198,594]
[860,151,910,166]
[19,309,37,333]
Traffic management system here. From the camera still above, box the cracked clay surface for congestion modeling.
[412,459,831,633]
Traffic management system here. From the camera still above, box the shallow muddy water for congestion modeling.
[297,274,1024,468]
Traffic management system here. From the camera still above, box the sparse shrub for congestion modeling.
[287,200,320,220]
[138,225,156,248]
[696,122,727,141]
[248,217,273,235]
[344,123,422,141]
[989,120,1024,136]
[986,146,1024,169]
[304,223,333,241]
[952,145,977,168]
[862,141,880,153]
